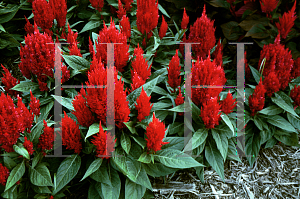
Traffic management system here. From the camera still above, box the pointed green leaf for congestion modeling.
[80,158,103,182]
[29,164,53,186]
[5,161,25,191]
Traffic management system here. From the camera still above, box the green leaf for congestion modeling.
[30,120,45,145]
[264,137,277,148]
[151,102,172,111]
[142,163,177,178]
[153,86,168,95]
[168,103,184,112]
[29,164,53,186]
[245,23,269,39]
[153,149,204,169]
[205,138,225,181]
[287,113,300,130]
[39,101,54,121]
[88,183,102,199]
[101,166,121,199]
[138,152,152,164]
[166,122,184,136]
[245,126,261,167]
[161,137,184,150]
[32,152,43,168]
[53,154,81,195]
[183,129,208,151]
[125,179,146,199]
[124,121,138,135]
[158,4,170,18]
[79,21,101,34]
[267,115,297,132]
[85,123,99,141]
[221,21,241,40]
[227,138,241,162]
[134,164,152,191]
[13,145,29,160]
[3,156,17,170]
[121,132,131,154]
[211,129,228,162]
[131,135,146,149]
[272,93,299,118]
[0,5,19,24]
[221,113,235,136]
[259,105,283,115]
[11,81,39,93]
[51,95,74,111]
[90,164,111,186]
[274,132,300,147]
[80,158,103,182]
[5,161,25,191]
[208,0,230,8]
[2,184,18,199]
[259,129,273,145]
[62,55,90,71]
[249,65,260,84]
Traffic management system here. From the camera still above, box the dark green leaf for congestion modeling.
[30,164,53,186]
[11,81,39,93]
[101,166,121,199]
[211,129,228,162]
[81,158,103,182]
[121,132,131,154]
[79,21,101,34]
[13,145,29,160]
[5,161,25,191]
[125,178,146,199]
[272,93,299,118]
[267,115,297,132]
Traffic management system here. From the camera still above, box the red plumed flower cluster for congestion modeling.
[260,0,279,18]
[91,121,116,159]
[135,87,153,122]
[167,50,181,92]
[290,85,300,109]
[89,0,104,12]
[50,0,67,28]
[181,8,189,29]
[136,0,159,36]
[121,0,133,11]
[117,0,126,19]
[262,71,280,97]
[29,90,40,116]
[0,93,34,152]
[0,163,10,186]
[159,16,168,39]
[24,16,34,34]
[1,64,21,97]
[276,1,297,39]
[191,56,226,107]
[220,90,237,115]
[145,113,169,153]
[212,39,223,67]
[32,0,55,31]
[249,78,266,116]
[200,97,222,129]
[186,5,216,60]
[67,24,82,57]
[24,137,34,155]
[258,34,294,92]
[60,111,82,154]
[93,19,129,73]
[291,57,300,79]
[175,87,185,116]
[38,120,54,156]
[120,15,131,39]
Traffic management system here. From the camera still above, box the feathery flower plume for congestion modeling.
[1,64,21,97]
[38,120,54,156]
[260,0,279,18]
[175,87,185,116]
[117,0,126,19]
[24,137,34,155]
[29,90,40,116]
[200,97,222,129]
[135,87,153,122]
[131,45,151,81]
[121,0,133,11]
[0,163,10,186]
[67,24,82,57]
[249,78,266,116]
[220,90,237,114]
[262,71,280,97]
[290,85,300,109]
[120,15,131,38]
[167,50,181,92]
[136,0,159,35]
[291,57,300,79]
[212,38,223,67]
[159,16,168,39]
[32,0,55,31]
[50,0,67,28]
[89,0,104,12]
[181,8,189,29]
[24,16,34,34]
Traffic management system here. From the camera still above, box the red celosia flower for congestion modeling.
[120,15,131,38]
[258,34,294,91]
[159,16,168,39]
[275,0,297,39]
[142,38,146,48]
[249,78,266,116]
[16,95,34,133]
[134,44,144,56]
[236,51,250,80]
[212,38,223,67]
[136,0,159,35]
[260,0,279,18]
[220,90,237,115]
[135,87,153,122]
[29,90,40,116]
[179,33,187,59]
[38,120,54,155]
[191,55,227,107]
[72,88,96,127]
[91,121,116,159]
[200,97,222,129]
[167,50,181,92]
[32,0,55,31]
[0,163,10,186]
[175,87,185,116]
[290,85,300,109]
[181,8,189,29]
[24,16,34,34]
[89,0,104,12]
[291,57,300,79]
[131,46,151,81]
[186,5,216,60]
[23,137,34,155]
[67,24,82,57]
[61,65,70,84]
[94,19,129,73]
[60,111,82,154]
[1,64,21,97]
[130,71,146,92]
[50,0,67,28]
[121,0,133,11]
[145,112,169,153]
[117,0,126,19]
[263,71,280,97]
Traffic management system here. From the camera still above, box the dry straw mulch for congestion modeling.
[150,142,300,199]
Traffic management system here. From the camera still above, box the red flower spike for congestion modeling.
[167,50,181,92]
[212,38,223,67]
[290,85,300,108]
[135,87,153,122]
[130,72,146,92]
[91,121,116,159]
[120,15,131,38]
[291,57,300,80]
[175,87,185,116]
[260,0,279,18]
[38,120,54,155]
[16,95,34,133]
[181,8,189,29]
[159,16,168,39]
[258,34,293,91]
[89,0,104,12]
[50,0,67,28]
[200,97,222,129]
[29,90,40,116]
[145,112,170,152]
[1,64,21,97]
[23,137,34,155]
[95,19,129,73]
[249,78,266,116]
[0,163,10,186]
[32,0,55,31]
[121,0,133,11]
[117,0,126,19]
[60,111,82,154]
[220,90,237,115]
[275,0,297,39]
[67,24,82,57]
[136,0,159,35]
[24,16,34,34]
[61,65,70,84]
[131,46,151,81]
[263,71,280,97]
[186,5,216,60]
[134,44,144,56]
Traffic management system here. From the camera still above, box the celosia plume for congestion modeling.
[220,90,237,115]
[159,16,168,39]
[120,15,131,38]
[212,38,223,67]
[200,97,222,129]
[1,64,21,97]
[135,87,153,122]
[24,137,34,155]
[38,120,54,156]
[262,71,280,97]
[136,0,159,35]
[121,0,133,11]
[290,85,300,109]
[130,71,146,92]
[131,46,151,81]
[167,50,181,92]
[260,0,279,18]
[32,0,55,31]
[89,0,104,12]
[249,78,266,116]
[0,163,10,186]
[50,0,67,28]
[67,24,82,57]
[181,8,189,29]
[117,0,126,19]
[291,57,300,79]
[24,16,34,34]
[29,90,40,116]
[175,87,185,116]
